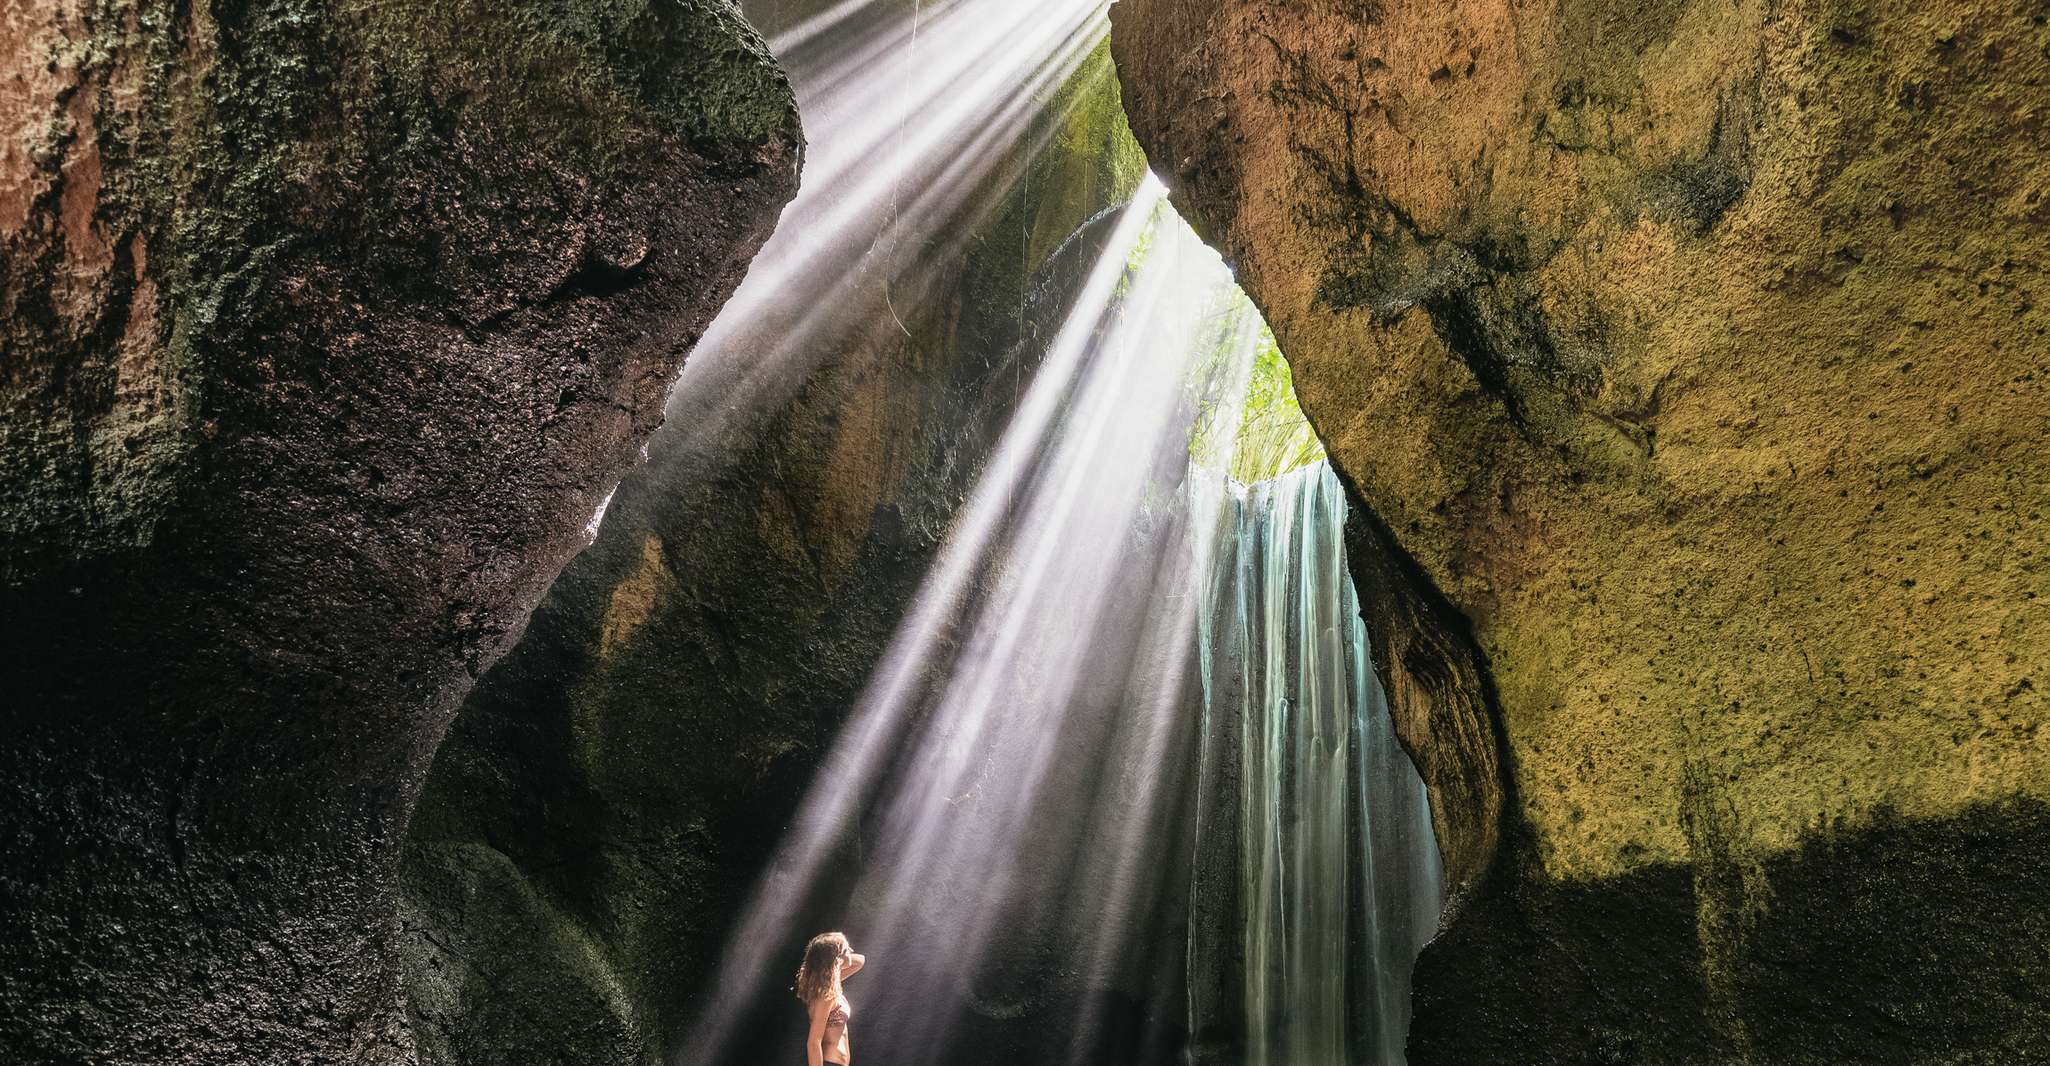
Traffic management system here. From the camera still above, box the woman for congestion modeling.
[795,931,865,1066]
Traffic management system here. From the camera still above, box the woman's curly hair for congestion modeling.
[794,931,850,1004]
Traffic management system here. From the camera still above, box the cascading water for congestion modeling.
[1188,461,1444,1066]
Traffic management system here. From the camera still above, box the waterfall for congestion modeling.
[1191,461,1444,1066]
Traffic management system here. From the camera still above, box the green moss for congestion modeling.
[1227,325,1327,483]
[1186,293,1328,485]
[1031,37,1148,263]
[961,39,1148,344]
[1548,0,1694,104]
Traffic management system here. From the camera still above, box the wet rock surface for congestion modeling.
[1113,0,2050,1058]
[0,2,798,1062]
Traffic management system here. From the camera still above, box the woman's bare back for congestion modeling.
[820,991,851,1065]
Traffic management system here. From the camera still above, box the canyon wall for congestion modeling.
[0,2,798,1062]
[1112,0,2050,1060]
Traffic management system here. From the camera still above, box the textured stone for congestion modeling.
[1112,0,2050,1058]
[0,2,798,1062]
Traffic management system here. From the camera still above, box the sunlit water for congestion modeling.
[1189,463,1445,1066]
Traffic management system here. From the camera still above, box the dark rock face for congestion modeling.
[1337,474,1506,910]
[397,34,1150,1065]
[1112,0,2050,1060]
[1411,798,2050,1064]
[0,2,798,1063]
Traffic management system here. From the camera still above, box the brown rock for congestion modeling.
[1113,0,2050,1058]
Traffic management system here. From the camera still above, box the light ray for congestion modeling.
[676,179,1268,1066]
[665,4,1444,1065]
[652,0,1114,497]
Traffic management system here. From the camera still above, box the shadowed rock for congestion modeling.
[0,2,798,1062]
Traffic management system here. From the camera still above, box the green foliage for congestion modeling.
[1106,200,1327,488]
[1113,198,1170,301]
[1229,323,1327,483]
[1185,293,1327,485]
[1048,39,1149,221]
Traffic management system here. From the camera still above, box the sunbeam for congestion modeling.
[667,5,1443,1066]
[675,179,1241,1066]
[656,0,1115,489]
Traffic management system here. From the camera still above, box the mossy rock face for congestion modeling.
[1112,0,2050,1059]
[398,32,1151,1066]
[0,2,798,1063]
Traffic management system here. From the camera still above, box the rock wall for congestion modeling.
[397,38,1150,1066]
[0,2,798,1062]
[1111,0,2050,1060]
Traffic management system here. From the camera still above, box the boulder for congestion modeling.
[0,2,799,1061]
